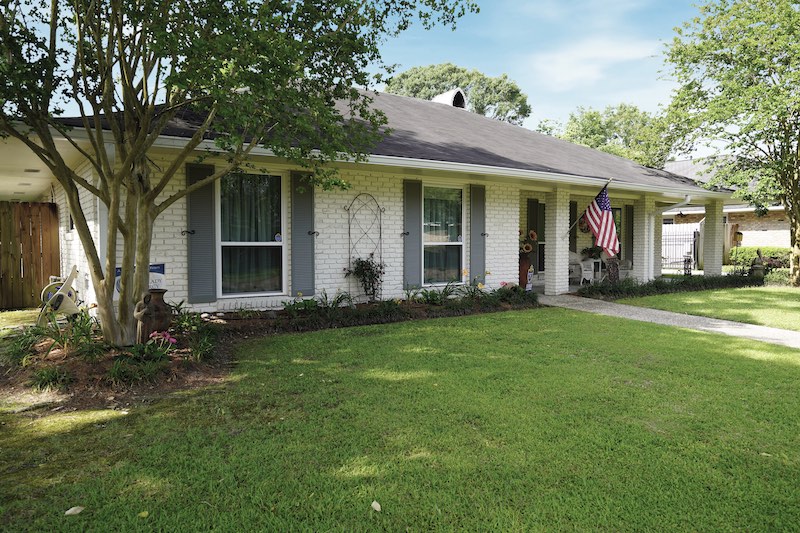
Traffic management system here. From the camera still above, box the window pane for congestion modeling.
[424,187,462,243]
[222,246,282,294]
[221,174,281,242]
[424,245,462,284]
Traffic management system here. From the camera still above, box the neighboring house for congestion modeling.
[663,159,790,249]
[0,90,732,311]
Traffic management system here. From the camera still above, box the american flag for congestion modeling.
[584,185,619,257]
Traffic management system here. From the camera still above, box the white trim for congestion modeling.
[422,183,465,286]
[36,124,730,201]
[215,172,289,299]
[144,134,731,201]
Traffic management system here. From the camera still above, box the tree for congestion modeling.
[0,0,477,345]
[665,0,800,285]
[561,104,670,168]
[385,63,531,125]
[533,119,562,137]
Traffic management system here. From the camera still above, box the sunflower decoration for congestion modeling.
[519,228,537,254]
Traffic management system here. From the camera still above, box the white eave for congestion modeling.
[144,134,732,202]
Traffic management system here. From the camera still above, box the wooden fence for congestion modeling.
[0,202,60,310]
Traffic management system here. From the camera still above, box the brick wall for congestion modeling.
[54,156,524,311]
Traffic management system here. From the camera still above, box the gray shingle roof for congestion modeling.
[364,91,701,190]
[59,91,710,193]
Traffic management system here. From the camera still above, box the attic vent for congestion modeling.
[431,88,466,109]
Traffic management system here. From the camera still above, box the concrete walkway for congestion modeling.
[538,294,800,350]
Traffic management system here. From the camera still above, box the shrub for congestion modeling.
[187,328,216,362]
[128,331,177,362]
[2,326,45,366]
[282,296,319,319]
[730,247,790,269]
[764,268,790,286]
[40,310,99,357]
[108,356,170,386]
[316,290,354,324]
[488,284,538,305]
[578,274,763,300]
[29,366,72,391]
[344,254,385,301]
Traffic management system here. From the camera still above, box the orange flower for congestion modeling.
[528,229,538,241]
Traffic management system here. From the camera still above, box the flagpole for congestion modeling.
[562,178,613,238]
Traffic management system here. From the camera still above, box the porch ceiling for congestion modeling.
[0,137,87,202]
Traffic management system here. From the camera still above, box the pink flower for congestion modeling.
[500,281,508,287]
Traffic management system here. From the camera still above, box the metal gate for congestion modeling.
[662,223,699,270]
[0,202,60,309]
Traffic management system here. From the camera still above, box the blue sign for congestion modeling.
[115,263,165,277]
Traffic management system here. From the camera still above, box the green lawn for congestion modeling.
[619,286,800,332]
[2,308,800,530]
[0,308,39,330]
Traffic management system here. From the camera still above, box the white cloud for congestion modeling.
[526,37,662,92]
[511,0,651,25]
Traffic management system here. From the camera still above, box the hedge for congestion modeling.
[577,274,763,300]
[730,246,790,268]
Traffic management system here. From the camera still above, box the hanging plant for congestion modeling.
[344,253,385,302]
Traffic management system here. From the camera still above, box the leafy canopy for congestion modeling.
[385,63,532,125]
[665,0,800,283]
[0,0,478,344]
[561,104,670,169]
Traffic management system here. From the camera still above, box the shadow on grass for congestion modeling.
[2,309,800,530]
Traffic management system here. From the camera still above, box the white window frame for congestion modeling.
[422,183,465,286]
[215,172,289,299]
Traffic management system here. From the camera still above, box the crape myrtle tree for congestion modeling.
[385,63,532,125]
[665,0,800,285]
[0,0,478,345]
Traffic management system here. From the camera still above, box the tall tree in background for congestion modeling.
[0,0,477,344]
[666,0,800,285]
[385,63,532,125]
[561,104,670,168]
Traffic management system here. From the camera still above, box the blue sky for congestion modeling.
[378,0,700,129]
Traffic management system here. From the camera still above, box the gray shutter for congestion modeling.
[403,180,422,288]
[186,163,216,303]
[569,201,577,253]
[624,204,634,262]
[470,184,486,285]
[291,173,315,296]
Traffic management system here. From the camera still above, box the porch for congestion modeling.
[515,187,727,295]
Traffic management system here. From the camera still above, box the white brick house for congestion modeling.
[0,91,732,312]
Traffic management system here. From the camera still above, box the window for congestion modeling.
[218,173,285,296]
[423,186,463,284]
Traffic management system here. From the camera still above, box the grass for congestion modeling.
[0,308,40,330]
[2,308,800,530]
[618,286,800,332]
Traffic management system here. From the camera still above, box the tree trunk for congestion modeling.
[791,216,800,287]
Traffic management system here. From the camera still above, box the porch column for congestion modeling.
[653,212,663,278]
[632,195,656,282]
[544,188,570,295]
[703,200,724,276]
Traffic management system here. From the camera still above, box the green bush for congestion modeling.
[578,274,763,300]
[108,356,170,386]
[764,268,790,286]
[186,328,216,362]
[40,310,99,357]
[29,366,72,391]
[2,326,45,366]
[730,246,790,268]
